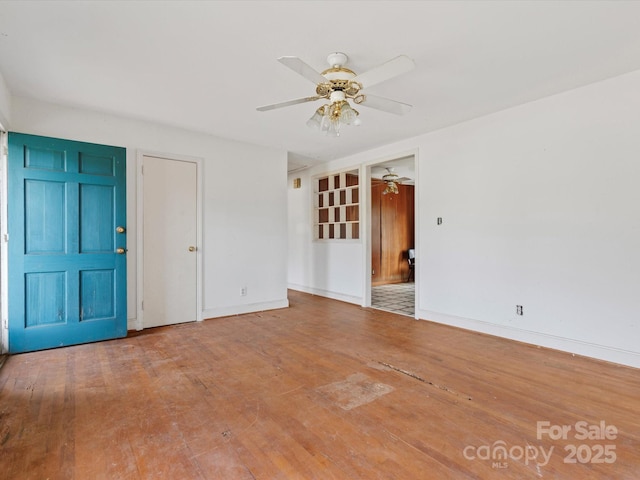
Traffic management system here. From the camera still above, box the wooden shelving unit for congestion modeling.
[315,170,359,240]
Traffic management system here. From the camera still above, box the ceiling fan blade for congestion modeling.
[352,55,415,88]
[278,56,327,85]
[359,94,412,115]
[256,96,322,112]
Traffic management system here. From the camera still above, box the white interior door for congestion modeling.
[142,155,197,328]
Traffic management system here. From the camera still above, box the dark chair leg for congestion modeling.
[407,267,414,282]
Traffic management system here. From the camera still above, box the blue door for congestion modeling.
[8,133,127,353]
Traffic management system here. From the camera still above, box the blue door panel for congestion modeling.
[25,271,67,326]
[80,184,115,253]
[8,132,127,353]
[79,152,116,176]
[24,145,67,171]
[80,269,115,321]
[24,180,67,254]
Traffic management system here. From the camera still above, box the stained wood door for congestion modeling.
[371,180,384,282]
[8,133,127,353]
[142,155,197,328]
[371,180,415,285]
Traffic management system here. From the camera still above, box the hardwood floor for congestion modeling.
[1,290,638,479]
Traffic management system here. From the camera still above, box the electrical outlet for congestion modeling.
[516,305,523,316]
[241,286,247,296]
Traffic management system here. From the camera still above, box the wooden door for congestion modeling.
[371,180,415,285]
[8,133,127,353]
[371,180,384,284]
[142,155,197,328]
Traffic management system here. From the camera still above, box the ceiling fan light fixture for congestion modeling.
[307,100,359,136]
[326,121,340,137]
[383,181,399,195]
[340,102,357,125]
[306,105,336,134]
[306,106,326,130]
[320,111,340,137]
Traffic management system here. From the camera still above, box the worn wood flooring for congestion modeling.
[0,290,638,479]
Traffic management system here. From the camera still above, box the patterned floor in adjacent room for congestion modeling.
[371,282,415,317]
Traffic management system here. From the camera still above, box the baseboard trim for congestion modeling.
[287,284,361,306]
[202,298,289,320]
[127,317,139,331]
[418,308,640,369]
[127,298,290,331]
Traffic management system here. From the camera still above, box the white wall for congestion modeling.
[0,72,10,129]
[10,96,289,329]
[287,168,365,305]
[288,70,640,368]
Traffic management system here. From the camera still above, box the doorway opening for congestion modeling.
[369,155,415,317]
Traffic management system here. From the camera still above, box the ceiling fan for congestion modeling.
[257,52,415,136]
[381,167,411,195]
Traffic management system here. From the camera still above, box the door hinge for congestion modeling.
[2,233,8,243]
[3,318,7,329]
[141,301,144,311]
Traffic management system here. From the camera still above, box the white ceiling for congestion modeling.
[371,155,415,184]
[1,1,640,172]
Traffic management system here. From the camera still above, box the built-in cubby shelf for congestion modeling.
[314,170,359,240]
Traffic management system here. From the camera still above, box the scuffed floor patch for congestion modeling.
[316,373,394,410]
[374,361,473,401]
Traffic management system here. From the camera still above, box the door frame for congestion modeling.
[362,150,419,318]
[1,130,8,353]
[135,150,203,330]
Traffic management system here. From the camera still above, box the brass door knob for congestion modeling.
[188,246,196,252]
[116,226,126,233]
[116,248,127,254]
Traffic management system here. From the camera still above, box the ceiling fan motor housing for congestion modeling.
[327,52,348,67]
[316,79,361,98]
[315,52,362,99]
